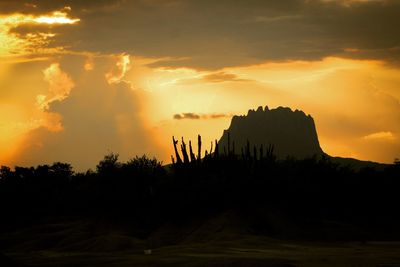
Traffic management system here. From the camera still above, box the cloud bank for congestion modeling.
[3,0,400,68]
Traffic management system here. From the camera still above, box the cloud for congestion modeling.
[84,57,94,71]
[25,0,399,69]
[209,113,231,119]
[321,0,388,6]
[0,1,120,15]
[2,0,400,69]
[202,72,248,83]
[173,113,200,120]
[32,62,75,133]
[173,113,232,120]
[105,53,130,84]
[363,131,396,141]
[37,63,74,110]
[33,11,79,24]
[0,8,79,58]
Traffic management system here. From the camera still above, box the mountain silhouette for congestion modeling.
[219,106,324,159]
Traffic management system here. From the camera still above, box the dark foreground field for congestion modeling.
[5,241,400,267]
[2,216,400,267]
[1,151,400,266]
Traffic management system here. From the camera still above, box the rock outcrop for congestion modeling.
[218,106,324,159]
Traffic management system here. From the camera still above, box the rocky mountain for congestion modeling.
[218,106,324,159]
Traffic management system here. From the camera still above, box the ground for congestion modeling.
[2,218,400,267]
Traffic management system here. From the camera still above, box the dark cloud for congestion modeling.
[209,113,232,119]
[173,113,232,120]
[173,113,200,120]
[202,72,248,83]
[3,0,400,68]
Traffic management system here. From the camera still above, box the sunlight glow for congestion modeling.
[0,104,40,166]
[33,12,80,25]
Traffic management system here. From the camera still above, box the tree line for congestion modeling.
[0,134,400,240]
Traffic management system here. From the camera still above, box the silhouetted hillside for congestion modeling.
[219,106,324,159]
[329,156,388,171]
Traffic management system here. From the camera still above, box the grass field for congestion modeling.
[2,218,400,267]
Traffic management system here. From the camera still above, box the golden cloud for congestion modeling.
[84,57,94,71]
[363,131,396,141]
[105,54,131,84]
[0,10,79,57]
[33,11,80,25]
[36,63,74,111]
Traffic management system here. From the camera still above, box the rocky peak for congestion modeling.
[218,106,324,159]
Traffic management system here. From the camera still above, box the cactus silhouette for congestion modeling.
[189,140,196,163]
[266,143,275,161]
[172,136,182,164]
[214,139,219,158]
[246,140,251,159]
[197,134,202,162]
[180,137,190,164]
[227,132,231,155]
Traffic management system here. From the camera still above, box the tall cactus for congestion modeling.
[189,140,196,163]
[246,140,250,159]
[172,136,182,164]
[214,139,219,158]
[197,134,202,162]
[227,131,231,155]
[180,137,190,164]
[266,143,275,161]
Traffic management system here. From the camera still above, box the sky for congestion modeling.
[0,0,399,170]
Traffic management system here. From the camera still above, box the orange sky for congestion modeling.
[0,1,399,170]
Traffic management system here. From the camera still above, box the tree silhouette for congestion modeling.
[96,152,121,176]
